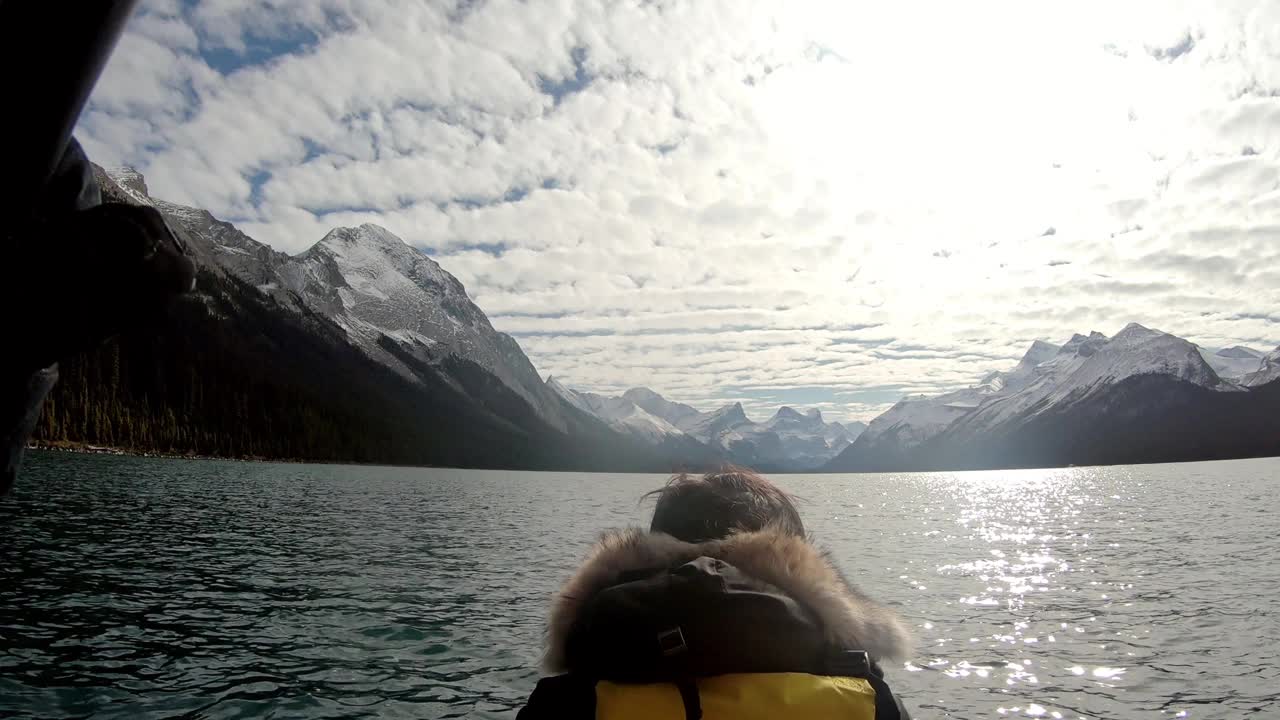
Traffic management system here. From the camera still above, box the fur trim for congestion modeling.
[543,527,913,672]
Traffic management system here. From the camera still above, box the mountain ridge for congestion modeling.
[33,166,712,472]
[42,167,1280,473]
[825,325,1280,472]
[545,382,862,470]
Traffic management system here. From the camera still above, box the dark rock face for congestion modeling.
[31,168,708,472]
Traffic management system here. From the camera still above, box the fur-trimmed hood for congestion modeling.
[543,527,912,673]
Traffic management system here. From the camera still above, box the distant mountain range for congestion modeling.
[547,379,864,471]
[36,167,1280,472]
[823,326,1280,472]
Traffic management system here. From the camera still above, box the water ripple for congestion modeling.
[3,453,1280,718]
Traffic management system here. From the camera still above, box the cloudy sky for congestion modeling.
[80,0,1280,422]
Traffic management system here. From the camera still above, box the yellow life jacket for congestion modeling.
[596,672,878,720]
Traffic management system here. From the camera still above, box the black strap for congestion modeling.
[826,649,903,720]
[658,627,702,720]
[675,677,702,720]
[863,666,903,720]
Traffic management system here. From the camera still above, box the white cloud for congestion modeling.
[76,0,1280,423]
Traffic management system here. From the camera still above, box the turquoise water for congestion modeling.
[2,451,1278,718]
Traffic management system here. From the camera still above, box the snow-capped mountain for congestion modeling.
[282,224,570,429]
[662,400,785,467]
[623,387,704,429]
[681,402,747,443]
[105,168,296,290]
[88,166,717,471]
[851,339,1063,454]
[105,168,570,431]
[78,167,1280,472]
[546,383,859,470]
[766,407,862,469]
[826,323,1280,472]
[827,420,867,448]
[1198,346,1265,382]
[547,378,684,442]
[949,324,1232,438]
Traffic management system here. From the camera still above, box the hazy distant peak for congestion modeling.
[712,402,747,420]
[774,406,804,420]
[1216,346,1262,359]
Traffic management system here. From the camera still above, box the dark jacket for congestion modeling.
[519,527,914,718]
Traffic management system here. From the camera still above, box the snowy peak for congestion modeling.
[306,224,465,299]
[853,323,1242,456]
[839,420,868,437]
[544,379,693,444]
[623,387,704,428]
[290,223,491,342]
[1008,324,1225,419]
[679,402,755,446]
[1113,322,1158,341]
[581,393,685,442]
[712,402,748,423]
[1060,331,1109,358]
[547,376,596,416]
[829,325,1280,472]
[290,226,567,427]
[100,167,570,432]
[312,224,442,275]
[1216,346,1263,360]
[1079,324,1221,389]
[768,406,825,430]
[1019,340,1061,368]
[995,339,1063,393]
[106,167,152,204]
[774,406,805,420]
[860,389,982,448]
[101,167,292,290]
[545,379,867,469]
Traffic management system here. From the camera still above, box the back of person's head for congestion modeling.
[647,467,804,543]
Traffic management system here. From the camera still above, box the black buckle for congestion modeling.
[827,649,871,677]
[658,627,688,657]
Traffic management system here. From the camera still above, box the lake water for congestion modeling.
[2,452,1278,719]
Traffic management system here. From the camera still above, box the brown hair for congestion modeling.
[646,467,805,543]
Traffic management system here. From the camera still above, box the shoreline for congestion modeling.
[26,441,303,465]
[25,441,1280,475]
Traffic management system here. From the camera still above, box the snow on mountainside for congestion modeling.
[683,402,751,444]
[829,420,867,445]
[547,376,598,416]
[829,323,1257,472]
[623,387,704,428]
[105,167,154,206]
[587,399,686,443]
[1000,339,1062,392]
[549,383,857,469]
[1057,324,1227,395]
[766,407,860,467]
[157,198,296,292]
[947,324,1229,439]
[1199,345,1265,381]
[546,378,685,442]
[1244,347,1280,387]
[858,389,989,449]
[856,338,1069,451]
[282,224,565,426]
[104,168,570,430]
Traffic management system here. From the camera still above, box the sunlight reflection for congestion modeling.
[909,465,1129,715]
